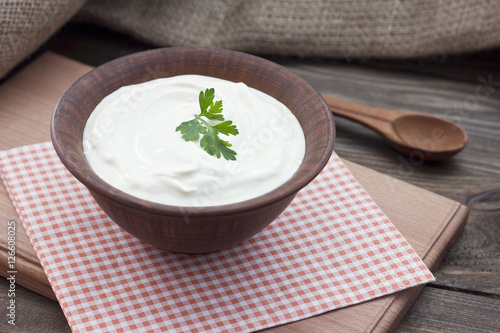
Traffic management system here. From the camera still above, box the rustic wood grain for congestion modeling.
[0,283,71,333]
[397,287,500,332]
[279,59,500,302]
[358,49,500,84]
[0,22,498,332]
[0,50,471,333]
[0,52,467,332]
[0,54,93,305]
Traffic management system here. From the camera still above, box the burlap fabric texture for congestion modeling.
[0,0,86,78]
[2,0,500,78]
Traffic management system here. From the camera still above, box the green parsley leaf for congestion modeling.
[175,119,206,141]
[200,126,237,161]
[175,88,239,160]
[203,112,225,121]
[208,100,223,113]
[213,121,239,136]
[199,88,214,113]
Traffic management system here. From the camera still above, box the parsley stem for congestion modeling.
[198,117,211,128]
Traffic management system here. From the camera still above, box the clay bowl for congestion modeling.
[51,47,335,253]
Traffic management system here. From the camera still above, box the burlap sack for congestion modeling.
[2,0,500,78]
[77,0,500,59]
[0,0,86,78]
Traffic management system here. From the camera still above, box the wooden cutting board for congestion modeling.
[0,52,468,332]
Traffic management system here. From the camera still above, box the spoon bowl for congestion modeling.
[323,95,468,161]
[389,114,468,161]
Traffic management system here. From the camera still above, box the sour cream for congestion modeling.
[83,75,305,206]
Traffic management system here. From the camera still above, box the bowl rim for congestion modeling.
[51,47,335,217]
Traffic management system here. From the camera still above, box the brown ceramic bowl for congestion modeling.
[51,47,335,253]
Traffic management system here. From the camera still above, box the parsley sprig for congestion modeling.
[176,88,239,160]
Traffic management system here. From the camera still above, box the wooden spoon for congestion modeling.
[323,95,468,161]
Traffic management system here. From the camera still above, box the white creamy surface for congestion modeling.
[83,75,305,206]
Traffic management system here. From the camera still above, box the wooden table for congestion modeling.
[1,23,499,332]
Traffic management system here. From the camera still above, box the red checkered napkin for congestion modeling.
[0,142,433,332]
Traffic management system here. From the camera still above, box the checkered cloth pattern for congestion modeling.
[0,142,434,332]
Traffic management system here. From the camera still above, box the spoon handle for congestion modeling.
[322,95,406,134]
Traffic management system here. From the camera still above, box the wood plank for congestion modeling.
[0,52,468,332]
[41,24,500,330]
[264,168,469,333]
[0,52,93,148]
[0,282,71,333]
[0,53,92,302]
[0,22,497,332]
[279,59,500,300]
[397,287,500,332]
